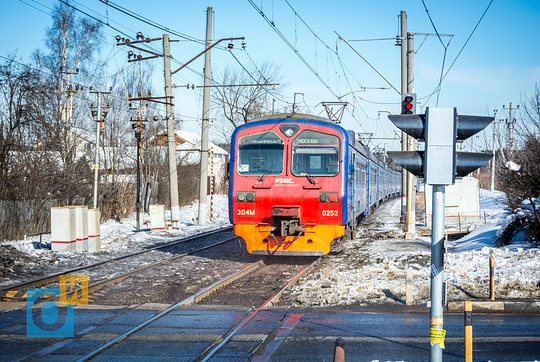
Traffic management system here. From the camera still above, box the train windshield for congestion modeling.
[292,130,340,176]
[237,131,284,175]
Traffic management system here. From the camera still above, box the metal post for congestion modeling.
[93,94,102,210]
[163,34,180,221]
[90,89,111,210]
[333,337,345,362]
[134,109,144,231]
[198,6,212,225]
[405,31,416,239]
[490,110,497,191]
[508,102,514,156]
[400,10,407,223]
[136,126,141,230]
[209,147,214,222]
[430,185,446,361]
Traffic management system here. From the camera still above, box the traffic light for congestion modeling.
[387,107,493,185]
[454,113,494,178]
[401,93,416,114]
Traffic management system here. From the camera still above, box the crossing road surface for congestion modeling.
[263,310,540,361]
[1,303,539,361]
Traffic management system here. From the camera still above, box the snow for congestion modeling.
[285,188,539,306]
[1,189,539,306]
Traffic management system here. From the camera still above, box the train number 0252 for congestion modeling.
[322,210,338,217]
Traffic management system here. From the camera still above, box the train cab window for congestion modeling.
[292,130,340,176]
[237,131,284,175]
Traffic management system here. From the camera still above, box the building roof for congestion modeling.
[151,130,228,155]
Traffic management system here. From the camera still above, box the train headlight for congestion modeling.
[237,192,246,202]
[237,192,256,202]
[319,192,338,203]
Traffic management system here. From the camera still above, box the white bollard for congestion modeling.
[150,204,166,231]
[74,206,89,252]
[51,207,76,252]
[87,208,101,252]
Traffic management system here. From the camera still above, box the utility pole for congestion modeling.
[491,109,498,191]
[163,34,181,221]
[131,105,147,230]
[503,102,518,157]
[198,6,213,225]
[116,32,181,221]
[89,89,111,210]
[400,11,408,223]
[405,31,416,239]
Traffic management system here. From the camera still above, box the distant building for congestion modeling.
[150,130,229,186]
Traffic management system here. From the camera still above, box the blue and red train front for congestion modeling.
[229,115,349,255]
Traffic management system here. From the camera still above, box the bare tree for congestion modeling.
[0,55,48,200]
[211,61,283,145]
[496,85,540,244]
[32,1,103,205]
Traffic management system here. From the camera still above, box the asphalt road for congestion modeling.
[264,309,540,361]
[1,303,539,361]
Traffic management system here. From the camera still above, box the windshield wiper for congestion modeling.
[257,163,275,182]
[295,162,317,185]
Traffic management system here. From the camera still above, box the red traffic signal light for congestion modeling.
[401,93,416,114]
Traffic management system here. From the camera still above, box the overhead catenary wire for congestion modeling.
[421,0,494,107]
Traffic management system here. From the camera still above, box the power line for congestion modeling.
[421,0,494,106]
[247,0,340,99]
[98,0,205,45]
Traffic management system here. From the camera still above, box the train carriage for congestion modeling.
[229,113,400,256]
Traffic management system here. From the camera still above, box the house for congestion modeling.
[151,130,229,186]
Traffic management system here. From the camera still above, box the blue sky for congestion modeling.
[3,0,539,151]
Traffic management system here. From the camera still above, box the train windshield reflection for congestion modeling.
[292,130,340,176]
[237,131,284,175]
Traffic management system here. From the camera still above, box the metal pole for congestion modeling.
[489,255,495,300]
[405,31,416,239]
[198,6,212,225]
[136,123,141,230]
[491,110,497,191]
[333,337,345,362]
[430,184,446,361]
[163,34,180,221]
[93,94,102,210]
[90,89,111,210]
[400,11,407,223]
[508,102,514,156]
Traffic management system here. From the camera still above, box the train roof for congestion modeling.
[252,112,333,123]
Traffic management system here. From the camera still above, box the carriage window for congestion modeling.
[237,131,284,175]
[292,130,340,176]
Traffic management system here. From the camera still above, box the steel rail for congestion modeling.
[75,260,265,362]
[1,226,233,297]
[200,257,321,361]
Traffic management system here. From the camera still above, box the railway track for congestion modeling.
[1,227,236,301]
[72,257,320,361]
[4,226,322,360]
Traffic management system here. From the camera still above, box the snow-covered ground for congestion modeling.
[286,189,540,306]
[1,189,539,306]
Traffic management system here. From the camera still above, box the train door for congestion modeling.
[357,158,368,218]
[366,159,371,213]
[347,151,356,238]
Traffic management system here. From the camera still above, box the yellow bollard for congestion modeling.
[464,301,473,362]
[333,337,345,362]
